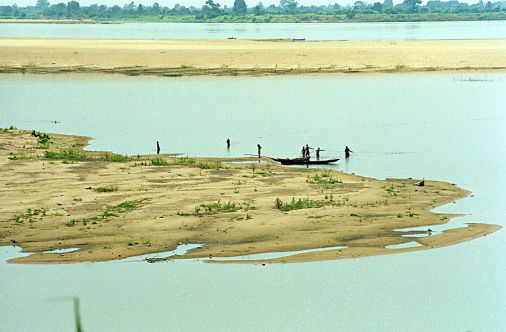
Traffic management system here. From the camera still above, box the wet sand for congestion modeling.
[0,38,505,76]
[0,129,500,264]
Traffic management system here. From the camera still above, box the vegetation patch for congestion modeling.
[44,150,86,160]
[103,153,131,162]
[274,197,327,211]
[198,161,222,169]
[178,200,255,217]
[150,158,169,166]
[12,208,47,223]
[106,200,145,214]
[34,133,53,149]
[65,199,146,227]
[198,200,240,215]
[172,157,196,166]
[306,171,342,185]
[95,185,119,193]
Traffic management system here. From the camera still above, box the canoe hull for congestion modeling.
[271,157,340,165]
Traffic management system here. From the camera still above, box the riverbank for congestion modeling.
[0,129,500,263]
[0,38,505,76]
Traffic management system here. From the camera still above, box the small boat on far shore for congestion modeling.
[270,157,340,165]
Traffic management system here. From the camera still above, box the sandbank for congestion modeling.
[0,129,500,264]
[0,38,505,76]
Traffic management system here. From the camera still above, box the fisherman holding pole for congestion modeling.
[316,147,325,160]
[345,146,352,158]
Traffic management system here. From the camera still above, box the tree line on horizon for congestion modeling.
[1,0,505,22]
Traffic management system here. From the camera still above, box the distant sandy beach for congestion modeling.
[0,129,500,264]
[0,38,505,76]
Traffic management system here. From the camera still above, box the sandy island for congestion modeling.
[0,38,505,76]
[0,129,500,264]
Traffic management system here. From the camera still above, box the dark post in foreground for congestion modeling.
[74,296,83,332]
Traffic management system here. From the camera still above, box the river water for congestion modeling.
[1,71,505,331]
[1,20,506,40]
[1,19,506,331]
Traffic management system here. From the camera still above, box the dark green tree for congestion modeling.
[233,0,247,14]
[279,0,297,13]
[372,2,383,12]
[353,1,367,10]
[152,2,160,14]
[202,0,223,17]
[383,0,393,9]
[36,0,50,9]
[253,2,265,15]
[67,0,80,16]
[402,0,422,13]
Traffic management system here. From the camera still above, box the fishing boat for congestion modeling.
[270,157,340,165]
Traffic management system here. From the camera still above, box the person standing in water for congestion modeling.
[305,144,313,158]
[257,144,262,158]
[316,147,325,160]
[345,146,352,158]
[156,141,160,154]
[226,139,230,149]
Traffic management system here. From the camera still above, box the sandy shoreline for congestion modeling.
[0,129,500,264]
[0,38,505,76]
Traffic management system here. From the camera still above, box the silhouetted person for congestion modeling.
[156,141,160,154]
[257,144,262,158]
[305,144,313,158]
[226,139,230,149]
[301,146,305,157]
[316,147,325,160]
[345,146,352,158]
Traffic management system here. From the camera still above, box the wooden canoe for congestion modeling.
[271,157,340,165]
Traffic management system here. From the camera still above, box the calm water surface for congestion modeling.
[0,72,505,331]
[1,21,505,40]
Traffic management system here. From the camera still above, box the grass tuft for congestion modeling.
[150,158,169,166]
[173,157,196,165]
[306,171,342,185]
[104,153,131,162]
[274,197,327,211]
[45,150,86,159]
[95,185,119,193]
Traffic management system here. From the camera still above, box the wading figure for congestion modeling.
[257,144,262,158]
[156,141,160,154]
[226,139,230,149]
[305,144,313,158]
[345,146,352,158]
[316,147,325,160]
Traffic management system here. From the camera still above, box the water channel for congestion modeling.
[1,20,505,40]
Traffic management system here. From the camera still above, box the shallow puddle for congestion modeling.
[385,241,424,249]
[207,245,349,262]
